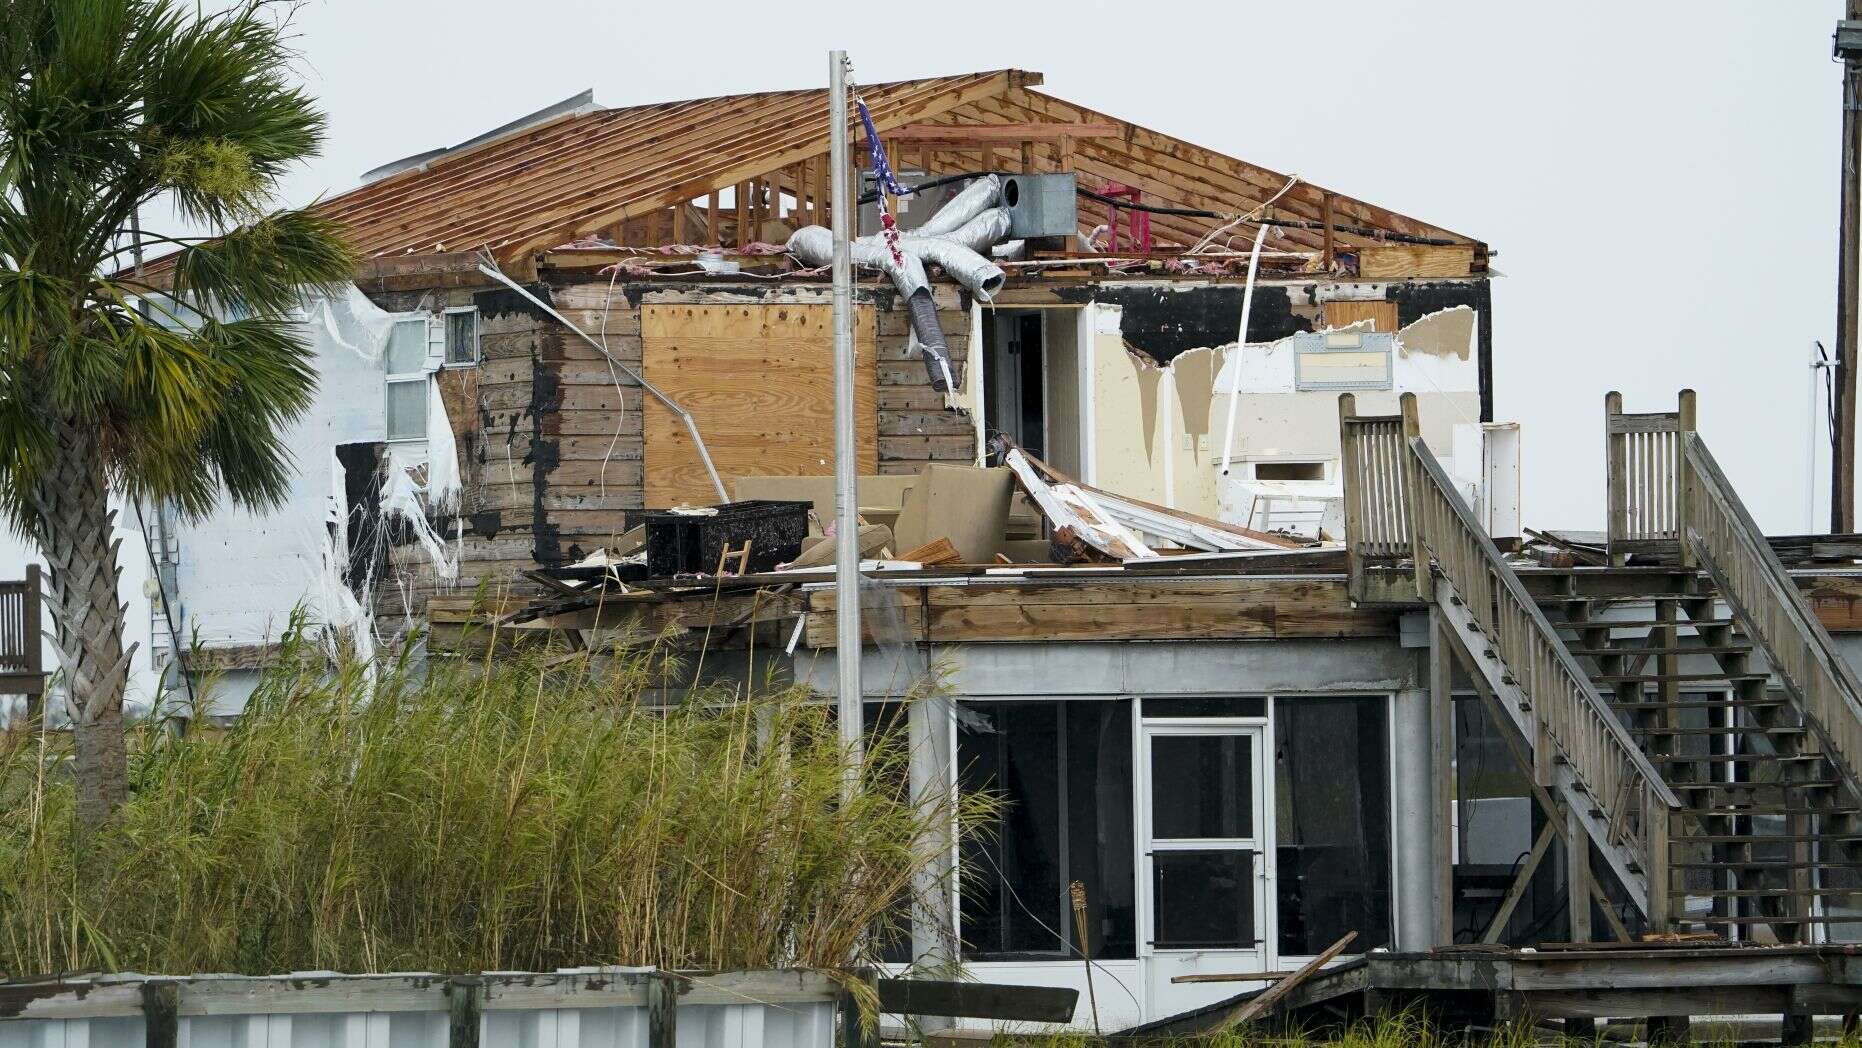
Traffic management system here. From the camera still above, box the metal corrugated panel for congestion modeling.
[0,969,841,1048]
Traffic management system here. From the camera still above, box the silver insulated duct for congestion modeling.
[787,174,1011,392]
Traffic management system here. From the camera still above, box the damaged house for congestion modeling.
[143,69,1496,692]
[135,69,1862,1034]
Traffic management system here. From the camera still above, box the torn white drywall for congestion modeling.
[1086,302,1483,531]
[168,284,463,707]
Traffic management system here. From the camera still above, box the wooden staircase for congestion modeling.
[1341,391,1862,944]
[1537,568,1862,939]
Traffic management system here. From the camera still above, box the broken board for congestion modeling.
[1321,300,1397,332]
[642,303,876,507]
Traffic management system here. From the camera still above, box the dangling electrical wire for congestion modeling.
[1186,174,1303,256]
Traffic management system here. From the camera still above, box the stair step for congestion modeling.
[1552,617,1736,630]
[1673,833,1862,844]
[1627,725,1805,736]
[1672,782,1848,797]
[1649,753,1828,764]
[1677,915,1846,925]
[1671,860,1862,869]
[1698,893,1854,900]
[1609,698,1787,712]
[1568,644,1752,657]
[1692,888,1859,898]
[1681,805,1862,816]
[1592,672,1770,684]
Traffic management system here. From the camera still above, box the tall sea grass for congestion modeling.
[0,625,978,977]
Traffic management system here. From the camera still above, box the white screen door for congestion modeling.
[1140,721,1274,1016]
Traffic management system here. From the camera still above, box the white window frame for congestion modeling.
[1293,330,1396,392]
[384,314,431,445]
[442,305,481,368]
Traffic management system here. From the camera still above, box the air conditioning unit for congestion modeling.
[1000,173,1078,239]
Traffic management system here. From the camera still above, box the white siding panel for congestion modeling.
[2,973,835,1048]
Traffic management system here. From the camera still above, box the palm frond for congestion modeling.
[0,0,351,517]
[170,208,355,317]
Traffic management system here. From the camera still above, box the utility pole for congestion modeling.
[1833,4,1862,532]
[829,50,863,797]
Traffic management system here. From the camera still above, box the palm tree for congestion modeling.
[0,0,353,827]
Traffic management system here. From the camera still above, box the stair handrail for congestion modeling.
[1605,390,1696,565]
[1405,414,1681,908]
[1680,434,1862,789]
[1337,394,1425,604]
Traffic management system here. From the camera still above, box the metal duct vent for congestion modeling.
[1000,173,1078,239]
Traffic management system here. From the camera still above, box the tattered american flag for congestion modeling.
[856,100,914,197]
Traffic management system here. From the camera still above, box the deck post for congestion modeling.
[1338,393,1366,602]
[1565,801,1593,943]
[1646,791,1672,933]
[1401,393,1433,602]
[1676,388,1697,569]
[1605,391,1627,566]
[908,695,957,1030]
[1392,683,1438,949]
[1429,604,1456,947]
[22,562,41,722]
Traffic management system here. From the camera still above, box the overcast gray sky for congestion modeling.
[243,0,1832,533]
[0,1,1844,697]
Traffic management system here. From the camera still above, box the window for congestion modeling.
[385,317,429,442]
[958,700,1135,960]
[1274,697,1392,954]
[860,700,915,964]
[1154,850,1256,949]
[1152,734,1254,839]
[1293,331,1395,391]
[1254,461,1327,482]
[444,307,480,366]
[1143,696,1266,719]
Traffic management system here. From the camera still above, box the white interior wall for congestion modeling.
[1087,302,1483,523]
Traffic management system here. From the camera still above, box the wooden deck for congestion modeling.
[1134,944,1862,1042]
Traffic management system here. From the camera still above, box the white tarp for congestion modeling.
[169,284,462,691]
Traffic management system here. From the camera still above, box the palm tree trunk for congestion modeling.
[31,416,133,828]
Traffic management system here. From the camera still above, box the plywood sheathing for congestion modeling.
[641,303,877,507]
[1322,300,1398,332]
[1358,244,1478,280]
[411,281,977,577]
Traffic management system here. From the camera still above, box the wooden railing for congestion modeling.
[1606,390,1695,565]
[0,564,45,703]
[1407,408,1679,919]
[1337,394,1422,603]
[1682,436,1862,792]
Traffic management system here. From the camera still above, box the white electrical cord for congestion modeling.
[1217,223,1272,477]
[1187,174,1302,256]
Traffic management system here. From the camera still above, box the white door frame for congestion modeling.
[1135,711,1277,1012]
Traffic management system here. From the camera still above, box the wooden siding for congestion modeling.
[803,578,1397,647]
[387,280,978,604]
